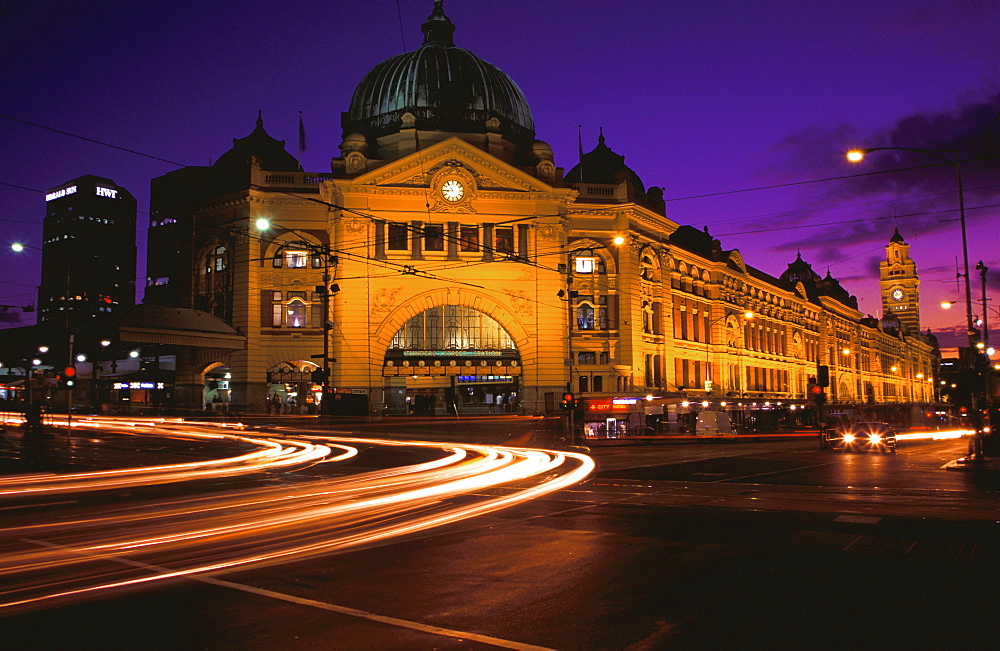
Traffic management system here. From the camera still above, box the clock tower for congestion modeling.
[879,227,920,333]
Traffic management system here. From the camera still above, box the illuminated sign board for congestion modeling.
[95,186,118,198]
[45,185,78,202]
[113,382,167,390]
[586,397,639,412]
[402,350,504,357]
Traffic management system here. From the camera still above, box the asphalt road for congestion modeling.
[1,423,997,650]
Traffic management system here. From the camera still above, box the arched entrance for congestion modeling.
[382,305,522,415]
[266,360,321,414]
[202,363,231,411]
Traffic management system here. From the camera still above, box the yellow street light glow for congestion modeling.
[846,150,866,163]
[612,235,626,246]
[645,394,654,401]
[11,243,25,252]
[842,348,851,355]
[743,311,754,320]
[941,301,955,309]
[255,218,271,231]
[891,366,898,372]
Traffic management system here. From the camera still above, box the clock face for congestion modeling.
[891,288,904,301]
[441,179,465,202]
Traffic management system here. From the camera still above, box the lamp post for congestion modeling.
[847,147,976,343]
[848,146,987,459]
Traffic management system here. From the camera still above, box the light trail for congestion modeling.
[0,418,593,614]
[896,428,973,441]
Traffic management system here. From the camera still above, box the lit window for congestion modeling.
[285,250,308,268]
[575,257,596,273]
[286,300,307,327]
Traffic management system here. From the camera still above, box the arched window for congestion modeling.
[286,299,308,328]
[390,305,515,350]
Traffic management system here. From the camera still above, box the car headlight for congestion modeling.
[869,434,882,444]
[843,433,856,443]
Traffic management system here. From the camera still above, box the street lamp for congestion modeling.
[848,145,987,459]
[846,147,975,345]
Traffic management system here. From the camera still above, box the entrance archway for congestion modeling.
[202,362,230,411]
[382,304,523,415]
[266,360,321,414]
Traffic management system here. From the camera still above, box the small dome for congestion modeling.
[343,1,534,145]
[531,140,554,161]
[340,133,369,154]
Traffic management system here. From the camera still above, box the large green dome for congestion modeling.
[342,1,534,145]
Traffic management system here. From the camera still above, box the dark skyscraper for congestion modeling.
[40,175,136,327]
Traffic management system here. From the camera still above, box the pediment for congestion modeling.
[348,137,555,194]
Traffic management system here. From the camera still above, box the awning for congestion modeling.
[118,305,246,350]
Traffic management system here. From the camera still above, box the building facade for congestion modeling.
[137,2,938,418]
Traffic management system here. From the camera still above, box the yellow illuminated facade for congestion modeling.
[142,3,937,415]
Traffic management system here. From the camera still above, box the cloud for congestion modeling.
[757,88,1000,247]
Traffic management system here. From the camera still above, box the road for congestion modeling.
[1,416,997,649]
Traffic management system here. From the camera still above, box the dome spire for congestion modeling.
[422,0,455,47]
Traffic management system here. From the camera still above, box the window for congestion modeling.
[388,222,409,250]
[285,250,308,268]
[286,299,307,327]
[495,227,514,254]
[424,224,444,251]
[578,351,597,364]
[575,257,596,273]
[460,225,479,252]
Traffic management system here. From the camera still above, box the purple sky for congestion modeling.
[2,0,998,355]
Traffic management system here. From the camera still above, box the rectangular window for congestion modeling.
[424,224,444,251]
[285,250,308,268]
[578,351,597,364]
[459,225,479,252]
[388,222,409,250]
[495,227,514,254]
[271,304,282,326]
[575,257,596,273]
[272,291,282,301]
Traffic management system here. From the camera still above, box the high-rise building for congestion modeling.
[41,175,136,327]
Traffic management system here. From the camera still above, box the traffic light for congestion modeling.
[560,392,577,410]
[808,383,826,406]
[816,365,830,387]
[59,365,76,388]
[311,367,326,384]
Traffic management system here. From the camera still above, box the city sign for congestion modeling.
[95,186,119,198]
[45,185,78,202]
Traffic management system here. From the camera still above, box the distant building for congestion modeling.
[40,175,136,326]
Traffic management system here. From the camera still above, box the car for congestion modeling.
[823,421,897,454]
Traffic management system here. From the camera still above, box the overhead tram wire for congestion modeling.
[7,113,998,283]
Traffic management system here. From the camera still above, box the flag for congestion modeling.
[298,112,307,153]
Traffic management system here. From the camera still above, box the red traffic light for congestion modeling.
[809,384,823,395]
[63,366,77,378]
